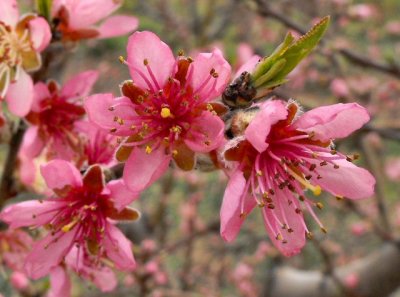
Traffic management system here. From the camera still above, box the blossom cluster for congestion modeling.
[0,1,375,296]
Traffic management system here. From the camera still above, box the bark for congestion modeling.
[264,242,400,297]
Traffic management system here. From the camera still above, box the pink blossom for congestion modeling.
[385,158,400,181]
[52,0,138,41]
[85,31,231,192]
[344,272,360,289]
[220,100,375,256]
[0,229,33,271]
[10,271,30,290]
[0,160,139,279]
[0,0,51,116]
[330,78,350,98]
[348,4,378,20]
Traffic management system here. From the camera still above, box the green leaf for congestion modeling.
[36,0,53,21]
[251,16,330,89]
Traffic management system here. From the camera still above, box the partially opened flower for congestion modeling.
[0,160,139,279]
[52,0,138,41]
[85,31,231,192]
[220,100,375,256]
[0,0,51,116]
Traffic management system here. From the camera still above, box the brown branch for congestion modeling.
[263,241,400,297]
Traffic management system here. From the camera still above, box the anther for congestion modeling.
[143,58,149,65]
[160,107,173,118]
[108,106,115,111]
[178,49,184,56]
[239,212,247,219]
[320,227,328,234]
[267,203,275,209]
[110,128,117,133]
[333,164,339,169]
[118,56,126,64]
[316,202,324,210]
[306,232,313,239]
[145,145,152,154]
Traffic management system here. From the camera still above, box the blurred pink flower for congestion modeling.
[330,78,350,98]
[10,271,29,290]
[385,158,400,181]
[52,0,138,41]
[348,4,378,20]
[0,0,51,116]
[0,229,33,272]
[85,31,231,193]
[350,221,368,236]
[344,272,360,289]
[386,21,400,35]
[220,100,375,256]
[0,160,139,279]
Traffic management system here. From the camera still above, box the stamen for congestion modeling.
[160,107,173,118]
[286,167,322,196]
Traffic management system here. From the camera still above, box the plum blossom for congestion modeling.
[85,31,231,192]
[220,100,375,256]
[52,0,138,41]
[0,160,139,279]
[0,0,51,116]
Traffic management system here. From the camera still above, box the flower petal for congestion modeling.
[97,15,138,39]
[28,17,51,52]
[184,112,225,153]
[25,230,76,279]
[123,146,171,192]
[107,180,139,211]
[220,169,256,242]
[61,70,99,99]
[0,0,19,26]
[63,0,120,29]
[262,190,306,257]
[31,81,51,112]
[103,223,136,271]
[245,100,288,153]
[127,31,175,90]
[48,267,71,297]
[234,55,260,79]
[85,94,135,136]
[0,200,60,229]
[311,158,375,199]
[20,126,44,158]
[292,103,370,142]
[40,160,82,192]
[189,49,231,100]
[5,70,34,117]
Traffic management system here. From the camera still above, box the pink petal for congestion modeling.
[90,267,117,292]
[18,154,37,186]
[10,271,29,290]
[184,111,225,153]
[103,223,136,271]
[61,70,99,99]
[20,126,44,158]
[85,94,135,136]
[189,49,231,101]
[123,146,171,192]
[220,169,256,242]
[0,200,60,229]
[25,230,76,279]
[63,0,120,29]
[311,158,375,199]
[28,17,51,52]
[5,70,34,117]
[245,100,288,153]
[107,180,139,211]
[127,31,175,90]
[32,82,51,112]
[48,267,71,297]
[0,0,19,26]
[234,55,260,79]
[40,160,82,191]
[292,103,370,142]
[262,190,306,257]
[97,15,138,39]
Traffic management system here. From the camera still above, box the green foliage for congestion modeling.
[252,16,330,90]
[35,0,53,21]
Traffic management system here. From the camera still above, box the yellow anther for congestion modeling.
[160,107,172,118]
[276,233,283,241]
[313,185,322,196]
[61,220,78,232]
[118,56,126,64]
[316,202,324,209]
[145,145,152,154]
[172,150,178,156]
[256,170,263,176]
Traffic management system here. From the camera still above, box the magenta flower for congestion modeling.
[220,100,375,256]
[0,0,51,116]
[21,70,98,162]
[52,0,138,41]
[0,160,139,279]
[85,31,231,192]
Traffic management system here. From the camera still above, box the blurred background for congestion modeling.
[3,0,400,296]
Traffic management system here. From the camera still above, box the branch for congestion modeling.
[263,241,400,297]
